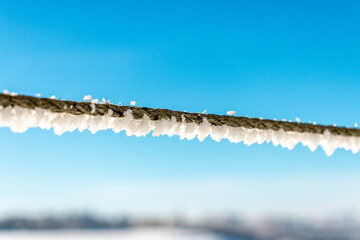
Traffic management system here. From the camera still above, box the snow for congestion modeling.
[83,95,93,101]
[90,103,96,114]
[0,229,223,240]
[226,111,236,116]
[0,104,359,156]
[130,101,137,106]
[84,95,110,104]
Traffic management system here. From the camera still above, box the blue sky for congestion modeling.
[1,0,360,218]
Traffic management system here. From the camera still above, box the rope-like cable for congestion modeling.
[0,93,359,137]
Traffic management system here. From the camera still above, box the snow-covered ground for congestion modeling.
[0,228,240,240]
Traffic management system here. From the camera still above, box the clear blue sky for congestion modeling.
[1,0,360,218]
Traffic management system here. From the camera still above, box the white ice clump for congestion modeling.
[226,111,236,116]
[84,95,110,104]
[130,101,137,106]
[90,103,96,114]
[83,95,93,101]
[0,105,359,156]
[3,90,18,96]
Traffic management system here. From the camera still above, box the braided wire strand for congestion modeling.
[1,93,359,137]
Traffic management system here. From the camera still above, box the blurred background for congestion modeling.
[1,0,360,239]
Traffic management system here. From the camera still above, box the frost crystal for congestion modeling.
[226,111,236,116]
[90,103,96,114]
[83,95,93,101]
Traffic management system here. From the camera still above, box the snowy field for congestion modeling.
[0,228,242,240]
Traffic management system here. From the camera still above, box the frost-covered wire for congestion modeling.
[0,93,360,156]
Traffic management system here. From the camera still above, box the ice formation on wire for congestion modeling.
[3,90,18,96]
[0,92,358,156]
[226,111,236,116]
[0,103,360,156]
[83,95,93,101]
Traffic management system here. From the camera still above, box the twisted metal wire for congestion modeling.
[1,93,359,137]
